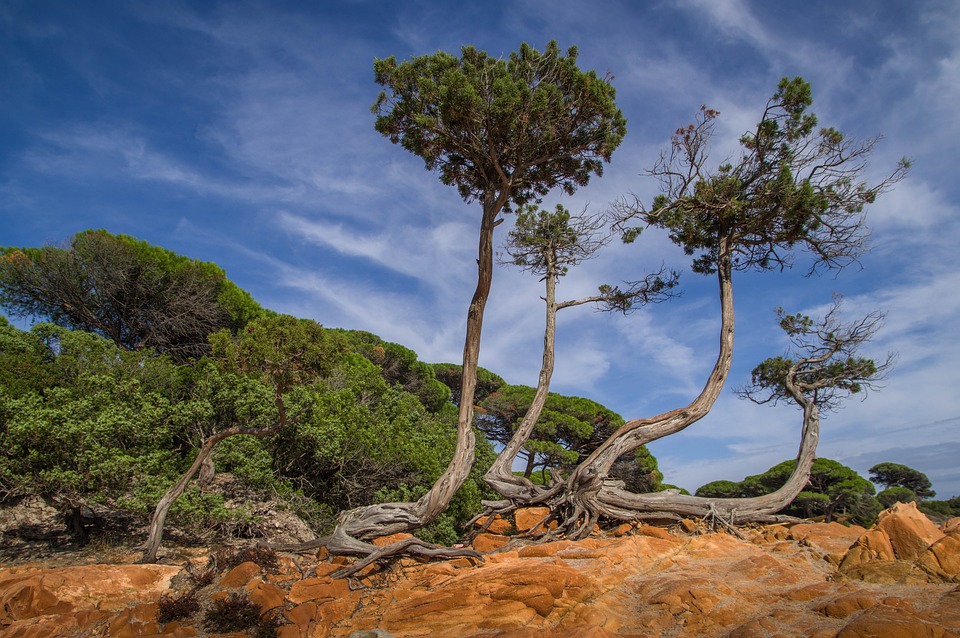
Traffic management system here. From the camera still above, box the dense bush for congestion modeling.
[696,458,881,526]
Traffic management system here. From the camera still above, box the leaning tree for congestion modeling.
[304,41,626,573]
[486,77,906,537]
[478,204,677,506]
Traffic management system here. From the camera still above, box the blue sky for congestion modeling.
[3,0,959,498]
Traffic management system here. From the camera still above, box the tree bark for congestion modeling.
[329,188,509,544]
[569,235,735,486]
[139,419,285,563]
[482,252,558,501]
[588,372,819,525]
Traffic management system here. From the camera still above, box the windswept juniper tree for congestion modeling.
[479,204,677,506]
[306,41,626,573]
[489,77,906,538]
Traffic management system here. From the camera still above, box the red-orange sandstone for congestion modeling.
[1,503,957,638]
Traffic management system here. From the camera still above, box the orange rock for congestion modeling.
[786,582,838,602]
[790,521,866,554]
[942,517,960,534]
[287,576,353,605]
[836,604,959,638]
[4,518,960,638]
[245,579,287,612]
[513,507,551,532]
[491,584,556,617]
[517,540,575,558]
[219,561,261,588]
[610,523,633,537]
[0,564,179,623]
[917,531,960,578]
[371,532,414,547]
[284,601,320,636]
[635,524,673,540]
[159,620,200,637]
[841,529,896,569]
[678,518,698,533]
[472,532,510,553]
[476,515,514,535]
[843,560,932,585]
[817,593,878,618]
[107,602,161,638]
[876,502,945,560]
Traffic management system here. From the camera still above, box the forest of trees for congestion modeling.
[1,41,955,567]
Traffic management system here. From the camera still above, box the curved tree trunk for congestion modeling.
[328,190,508,550]
[571,235,735,485]
[588,375,819,525]
[518,236,736,536]
[482,254,558,502]
[140,419,286,563]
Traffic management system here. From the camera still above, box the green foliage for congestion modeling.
[0,230,266,359]
[738,299,891,412]
[878,486,918,508]
[609,445,664,493]
[373,40,626,208]
[211,314,338,397]
[869,462,935,499]
[0,324,187,503]
[695,480,742,498]
[920,496,960,519]
[696,458,881,525]
[0,319,56,398]
[214,435,276,488]
[505,204,598,277]
[169,487,259,536]
[336,330,450,412]
[432,363,505,406]
[629,78,907,275]
[478,384,623,478]
[1,314,487,538]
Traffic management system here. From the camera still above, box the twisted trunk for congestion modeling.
[590,374,819,524]
[569,236,735,488]
[140,418,285,563]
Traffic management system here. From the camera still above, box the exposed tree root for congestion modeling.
[268,529,482,582]
[330,536,482,580]
[702,505,746,539]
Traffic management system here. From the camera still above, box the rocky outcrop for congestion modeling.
[1,505,958,637]
[837,502,959,585]
[0,563,180,638]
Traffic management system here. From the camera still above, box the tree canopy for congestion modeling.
[869,462,935,500]
[0,230,264,360]
[373,40,626,208]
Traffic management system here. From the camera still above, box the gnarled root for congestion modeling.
[331,535,482,580]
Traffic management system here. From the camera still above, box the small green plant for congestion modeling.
[157,591,201,624]
[203,592,261,633]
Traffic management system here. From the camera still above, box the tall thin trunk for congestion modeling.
[335,189,509,541]
[414,196,500,522]
[483,253,558,499]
